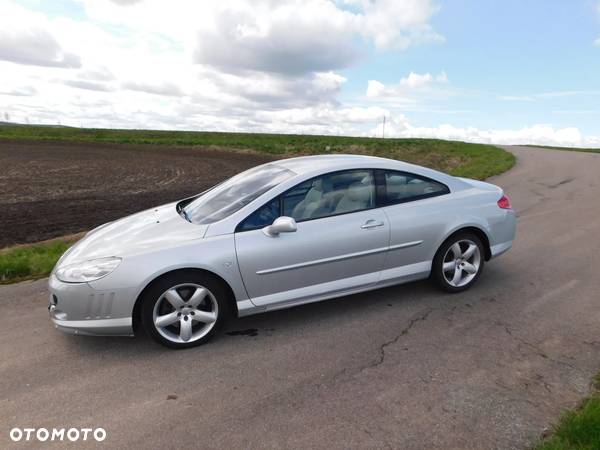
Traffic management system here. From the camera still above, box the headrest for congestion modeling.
[346,182,371,202]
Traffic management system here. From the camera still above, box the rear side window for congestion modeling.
[381,170,449,205]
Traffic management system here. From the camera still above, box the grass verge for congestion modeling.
[0,124,515,180]
[0,236,80,284]
[534,374,600,450]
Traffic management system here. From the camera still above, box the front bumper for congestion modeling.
[48,275,135,336]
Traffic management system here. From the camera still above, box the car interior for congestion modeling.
[285,170,375,220]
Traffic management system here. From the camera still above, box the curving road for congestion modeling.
[1,146,600,449]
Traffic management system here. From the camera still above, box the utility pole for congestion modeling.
[382,116,386,139]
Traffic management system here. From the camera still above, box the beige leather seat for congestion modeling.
[292,179,328,219]
[334,182,373,214]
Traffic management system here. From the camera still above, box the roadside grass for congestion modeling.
[0,238,78,284]
[534,374,600,450]
[0,124,515,180]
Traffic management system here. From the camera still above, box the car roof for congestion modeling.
[270,154,469,193]
[273,154,411,174]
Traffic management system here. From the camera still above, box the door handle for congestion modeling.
[361,220,384,229]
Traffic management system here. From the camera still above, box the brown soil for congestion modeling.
[0,139,274,248]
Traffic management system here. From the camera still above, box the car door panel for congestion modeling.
[380,195,454,283]
[235,209,389,307]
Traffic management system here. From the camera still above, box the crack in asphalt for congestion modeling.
[330,296,495,384]
[546,178,575,189]
[332,308,435,381]
[496,321,580,372]
[361,425,393,450]
[372,308,435,369]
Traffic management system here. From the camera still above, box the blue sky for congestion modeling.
[1,0,599,146]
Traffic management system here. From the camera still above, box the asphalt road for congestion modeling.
[1,146,600,449]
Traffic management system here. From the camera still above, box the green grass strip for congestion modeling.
[534,375,600,450]
[0,240,73,284]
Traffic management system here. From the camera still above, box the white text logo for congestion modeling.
[9,428,106,442]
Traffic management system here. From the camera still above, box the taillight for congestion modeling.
[497,194,512,210]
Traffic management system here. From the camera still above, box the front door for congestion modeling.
[234,169,390,308]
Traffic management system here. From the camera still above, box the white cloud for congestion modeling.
[193,1,359,75]
[122,81,184,97]
[357,0,444,49]
[0,1,81,68]
[0,85,36,96]
[75,0,442,75]
[191,0,443,75]
[63,80,114,92]
[498,90,600,102]
[78,67,116,82]
[401,71,448,88]
[594,37,600,47]
[0,28,81,68]
[366,71,449,102]
[371,117,600,148]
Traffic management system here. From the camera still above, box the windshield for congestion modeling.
[183,164,295,224]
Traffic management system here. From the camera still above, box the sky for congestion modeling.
[1,0,600,147]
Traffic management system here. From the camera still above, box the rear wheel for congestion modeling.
[432,232,484,293]
[141,272,231,349]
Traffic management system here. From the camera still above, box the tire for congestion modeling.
[431,232,485,293]
[140,271,231,349]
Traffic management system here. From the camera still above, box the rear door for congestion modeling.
[235,169,390,307]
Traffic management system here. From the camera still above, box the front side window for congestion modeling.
[237,197,280,232]
[184,164,295,224]
[282,170,375,222]
[382,170,449,204]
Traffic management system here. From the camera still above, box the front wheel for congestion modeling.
[140,272,231,349]
[431,232,485,293]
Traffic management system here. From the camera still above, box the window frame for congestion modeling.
[375,169,450,206]
[235,168,379,232]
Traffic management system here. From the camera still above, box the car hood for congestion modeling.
[59,202,208,266]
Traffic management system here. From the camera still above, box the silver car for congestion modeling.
[48,155,516,348]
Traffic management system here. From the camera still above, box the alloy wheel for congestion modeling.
[442,239,481,288]
[152,283,218,344]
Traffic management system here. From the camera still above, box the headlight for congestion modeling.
[55,257,122,283]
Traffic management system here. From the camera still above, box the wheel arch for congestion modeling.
[131,267,238,335]
[438,225,492,261]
